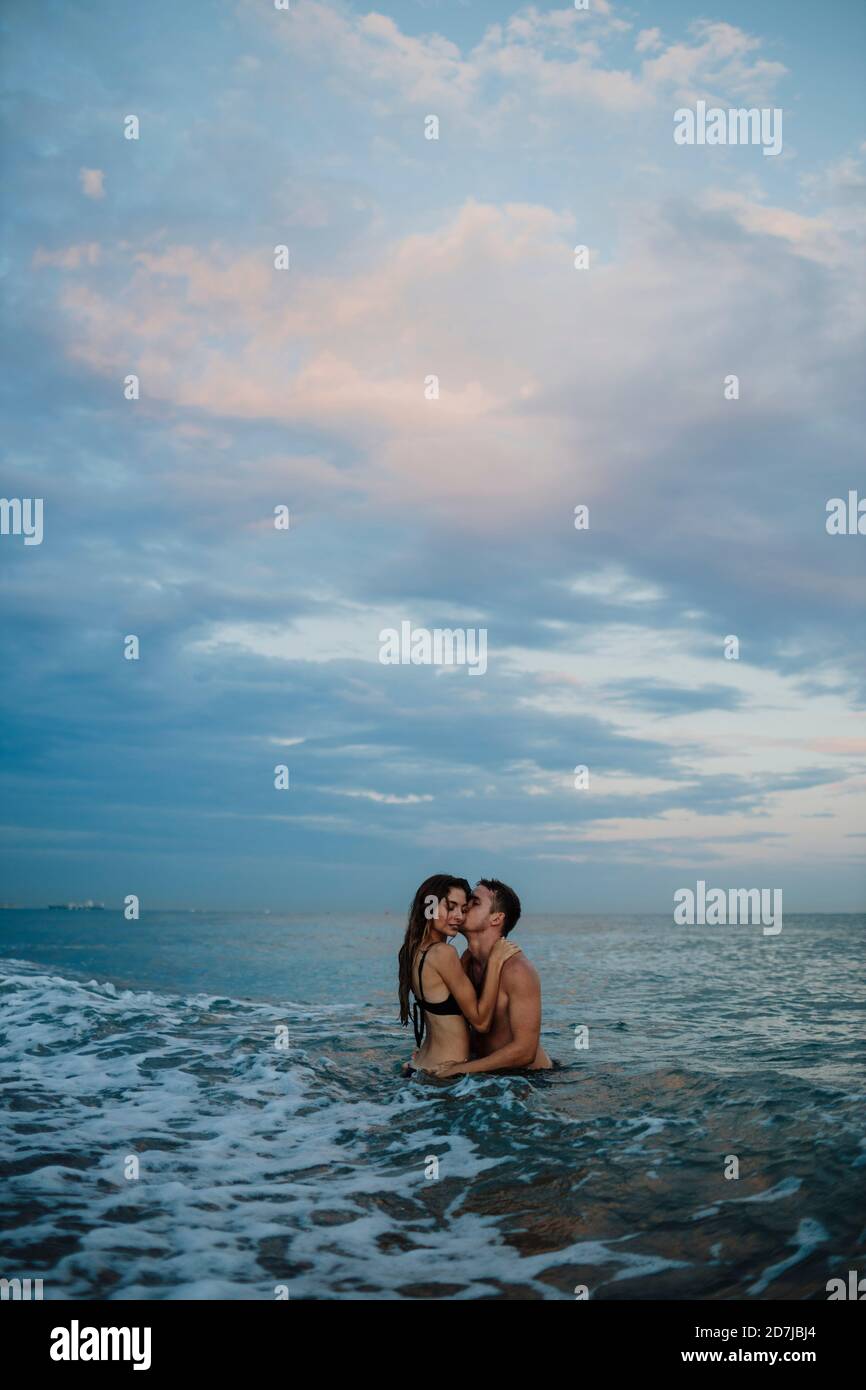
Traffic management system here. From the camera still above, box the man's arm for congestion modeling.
[442,960,540,1074]
[460,947,482,1057]
[430,941,518,1033]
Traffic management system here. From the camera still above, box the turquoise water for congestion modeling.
[1,911,864,1299]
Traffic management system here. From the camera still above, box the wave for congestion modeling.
[1,957,863,1300]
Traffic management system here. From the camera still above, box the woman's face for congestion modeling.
[437,886,468,937]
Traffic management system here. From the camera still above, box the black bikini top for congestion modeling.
[411,946,463,1046]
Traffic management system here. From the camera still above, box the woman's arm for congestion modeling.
[434,963,541,1075]
[430,939,520,1032]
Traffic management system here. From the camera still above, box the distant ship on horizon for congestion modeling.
[48,901,106,912]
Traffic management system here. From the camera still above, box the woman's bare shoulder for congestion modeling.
[424,941,454,961]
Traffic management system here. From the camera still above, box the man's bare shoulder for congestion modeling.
[501,953,540,988]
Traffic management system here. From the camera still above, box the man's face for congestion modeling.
[463,883,499,935]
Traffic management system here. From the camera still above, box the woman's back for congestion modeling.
[411,944,471,1064]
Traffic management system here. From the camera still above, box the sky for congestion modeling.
[0,0,864,912]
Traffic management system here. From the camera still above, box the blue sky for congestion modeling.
[1,0,864,911]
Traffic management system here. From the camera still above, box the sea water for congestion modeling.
[0,910,863,1300]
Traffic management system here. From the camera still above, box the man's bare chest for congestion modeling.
[469,961,509,1022]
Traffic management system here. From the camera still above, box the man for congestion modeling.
[434,879,552,1076]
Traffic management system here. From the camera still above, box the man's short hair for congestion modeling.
[478,878,521,936]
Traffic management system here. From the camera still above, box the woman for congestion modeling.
[398,873,521,1073]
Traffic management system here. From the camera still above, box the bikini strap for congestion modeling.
[416,946,430,1005]
[411,946,433,1048]
[412,946,431,1047]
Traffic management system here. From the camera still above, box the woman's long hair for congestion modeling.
[398,874,471,1032]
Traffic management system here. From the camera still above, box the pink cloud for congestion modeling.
[79,168,105,199]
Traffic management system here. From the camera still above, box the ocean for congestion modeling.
[1,910,864,1300]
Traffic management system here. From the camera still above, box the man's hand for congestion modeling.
[429,1060,468,1077]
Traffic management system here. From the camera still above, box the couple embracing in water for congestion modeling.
[398,875,553,1077]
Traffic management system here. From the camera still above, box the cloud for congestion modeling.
[639,20,787,104]
[603,681,746,715]
[2,0,864,909]
[43,176,863,553]
[33,242,101,269]
[326,788,434,804]
[636,28,663,56]
[701,190,844,267]
[239,2,787,126]
[79,168,105,199]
